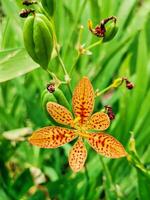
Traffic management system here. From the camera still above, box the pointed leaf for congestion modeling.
[28,126,76,148]
[72,77,94,125]
[69,138,87,172]
[87,133,127,158]
[46,102,74,126]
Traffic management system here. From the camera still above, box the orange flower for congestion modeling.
[29,77,127,172]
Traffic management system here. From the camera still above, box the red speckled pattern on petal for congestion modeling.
[86,112,110,131]
[69,138,87,172]
[28,126,76,148]
[87,133,127,158]
[47,102,73,126]
[72,77,94,125]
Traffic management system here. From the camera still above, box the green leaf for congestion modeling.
[137,170,150,200]
[0,48,39,83]
[12,168,34,199]
[29,190,46,200]
[0,47,58,83]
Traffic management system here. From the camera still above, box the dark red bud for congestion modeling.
[22,0,37,6]
[95,25,106,37]
[108,112,115,120]
[126,81,134,90]
[104,105,115,120]
[47,83,55,93]
[19,9,34,18]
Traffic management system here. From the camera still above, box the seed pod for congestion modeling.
[42,91,57,109]
[88,16,118,42]
[53,88,71,111]
[103,22,118,42]
[41,0,55,17]
[23,16,39,63]
[41,90,57,125]
[23,13,54,70]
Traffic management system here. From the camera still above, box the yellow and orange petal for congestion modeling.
[69,138,87,172]
[87,133,127,158]
[28,126,76,148]
[86,112,110,131]
[46,102,74,126]
[72,77,94,125]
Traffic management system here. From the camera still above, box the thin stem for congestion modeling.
[69,25,84,76]
[69,39,103,76]
[99,157,113,185]
[69,53,80,76]
[85,39,103,51]
[84,164,90,198]
[55,46,72,96]
[37,2,50,20]
[46,69,56,79]
[64,0,87,56]
[95,85,113,97]
[55,47,68,76]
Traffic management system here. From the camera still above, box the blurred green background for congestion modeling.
[0,0,150,199]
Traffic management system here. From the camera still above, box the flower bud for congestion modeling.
[19,9,34,18]
[123,78,134,90]
[47,83,55,93]
[126,81,134,90]
[23,13,54,70]
[88,16,118,42]
[104,105,115,120]
[102,17,118,42]
[22,0,37,6]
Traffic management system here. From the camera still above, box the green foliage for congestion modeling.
[0,0,150,200]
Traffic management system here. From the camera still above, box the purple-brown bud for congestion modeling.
[126,81,134,90]
[88,16,118,41]
[104,105,115,120]
[47,83,55,93]
[123,78,134,90]
[22,0,37,6]
[19,9,34,18]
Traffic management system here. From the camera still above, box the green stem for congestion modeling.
[64,0,87,57]
[85,39,103,51]
[99,157,119,199]
[95,85,113,97]
[99,157,113,185]
[69,53,80,76]
[46,69,56,79]
[69,39,103,76]
[84,164,90,198]
[55,47,72,96]
[55,47,68,75]
[37,2,51,20]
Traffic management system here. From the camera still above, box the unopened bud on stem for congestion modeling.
[88,16,118,42]
[104,105,115,120]
[47,83,55,93]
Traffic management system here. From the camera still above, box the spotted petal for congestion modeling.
[47,102,74,126]
[28,126,76,148]
[69,138,87,172]
[87,133,127,158]
[86,112,110,131]
[72,77,94,125]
